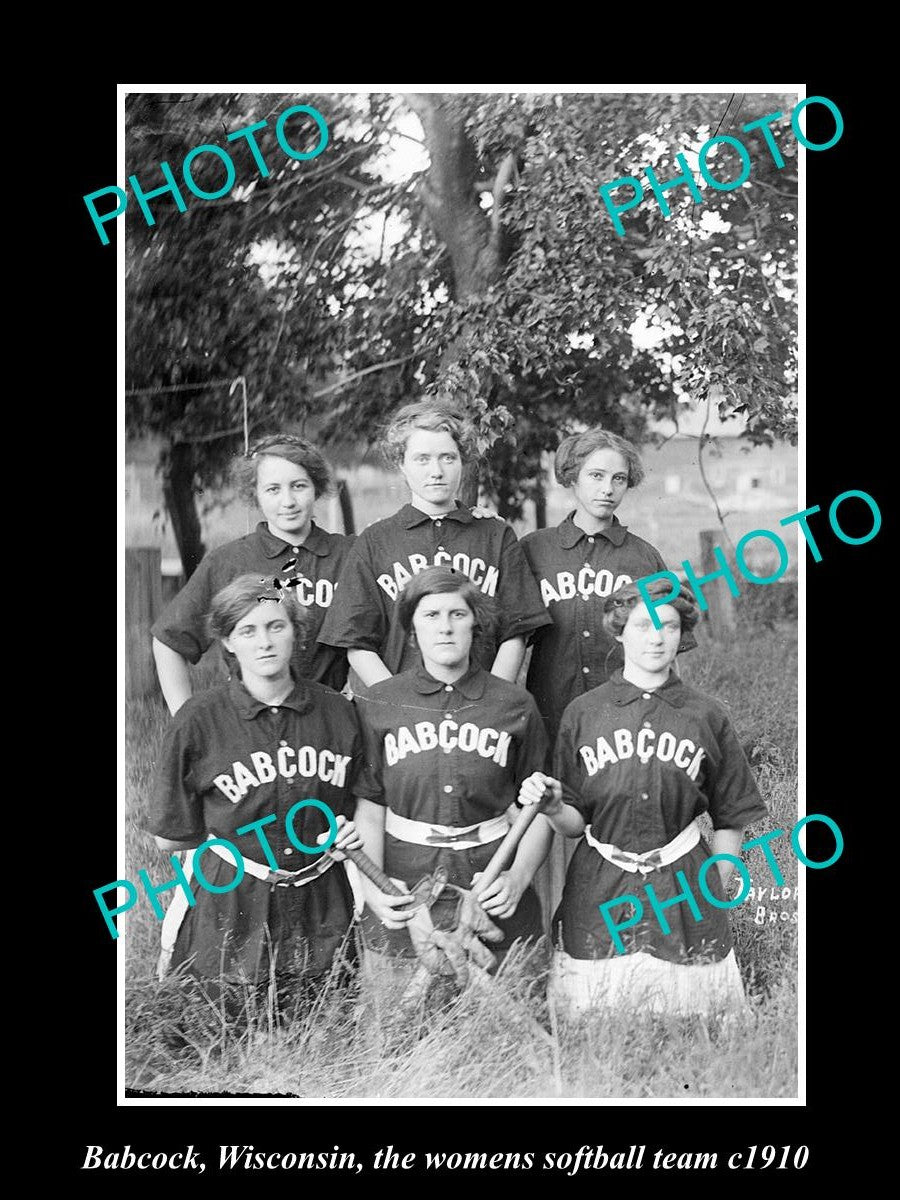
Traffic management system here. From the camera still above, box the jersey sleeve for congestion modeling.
[553,704,590,820]
[495,526,554,644]
[515,695,551,783]
[316,536,391,654]
[705,710,770,830]
[150,556,217,664]
[144,712,206,843]
[349,694,387,805]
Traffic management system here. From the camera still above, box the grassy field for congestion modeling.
[123,623,798,1099]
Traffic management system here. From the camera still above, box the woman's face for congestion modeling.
[571,448,630,523]
[400,429,463,511]
[223,599,295,683]
[616,602,682,675]
[412,590,475,671]
[256,455,317,543]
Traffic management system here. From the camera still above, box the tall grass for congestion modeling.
[124,626,798,1098]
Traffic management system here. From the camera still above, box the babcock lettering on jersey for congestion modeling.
[376,552,499,599]
[539,567,635,606]
[383,720,512,767]
[290,575,335,608]
[578,727,706,779]
[213,746,351,800]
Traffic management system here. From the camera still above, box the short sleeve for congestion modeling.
[145,713,206,843]
[514,696,550,784]
[495,526,554,644]
[317,538,391,653]
[553,704,590,819]
[350,694,387,805]
[150,558,217,664]
[705,712,770,830]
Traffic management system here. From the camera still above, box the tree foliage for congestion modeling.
[125,90,797,564]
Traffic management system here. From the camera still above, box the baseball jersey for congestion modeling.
[521,513,667,739]
[151,521,353,691]
[146,675,372,982]
[553,670,769,963]
[316,503,552,683]
[354,663,550,955]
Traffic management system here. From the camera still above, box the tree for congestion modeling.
[125,90,797,569]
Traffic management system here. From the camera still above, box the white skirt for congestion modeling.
[549,948,748,1019]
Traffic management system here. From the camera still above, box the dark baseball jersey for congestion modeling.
[151,521,353,691]
[521,513,667,739]
[553,670,769,963]
[354,663,550,956]
[146,675,372,983]
[316,503,552,686]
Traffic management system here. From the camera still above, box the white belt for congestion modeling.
[209,841,335,886]
[385,809,510,850]
[584,819,700,875]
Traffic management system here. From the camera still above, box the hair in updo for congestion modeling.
[381,399,478,470]
[206,574,312,645]
[554,427,645,489]
[602,578,699,653]
[232,433,334,502]
[397,565,497,643]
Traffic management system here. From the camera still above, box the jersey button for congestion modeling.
[642,693,651,700]
[642,721,651,729]
[444,684,453,692]
[435,520,443,528]
[291,546,300,553]
[270,707,279,714]
[588,537,595,544]
[641,792,649,801]
[280,740,288,747]
[582,667,590,674]
[582,630,590,638]
[443,784,453,793]
[283,847,294,856]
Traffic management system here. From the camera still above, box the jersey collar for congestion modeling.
[609,668,686,708]
[412,662,488,700]
[400,501,475,529]
[229,673,314,719]
[558,511,628,549]
[255,520,330,559]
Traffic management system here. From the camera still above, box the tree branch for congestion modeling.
[490,151,518,241]
[311,348,434,400]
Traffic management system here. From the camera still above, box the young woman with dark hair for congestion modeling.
[152,434,353,714]
[146,574,368,1006]
[317,400,551,696]
[521,427,668,741]
[518,578,768,1017]
[351,566,553,971]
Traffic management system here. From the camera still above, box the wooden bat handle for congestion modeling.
[342,846,404,897]
[472,801,541,897]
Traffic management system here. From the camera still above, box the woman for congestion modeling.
[146,574,368,1004]
[317,400,551,695]
[152,433,353,715]
[521,427,669,741]
[352,566,553,968]
[518,578,769,1016]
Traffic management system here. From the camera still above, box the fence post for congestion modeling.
[698,529,736,641]
[126,547,162,699]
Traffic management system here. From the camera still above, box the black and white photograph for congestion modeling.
[114,84,831,1109]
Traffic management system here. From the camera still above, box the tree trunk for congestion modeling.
[534,481,547,529]
[163,441,206,580]
[406,95,516,511]
[337,477,356,536]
